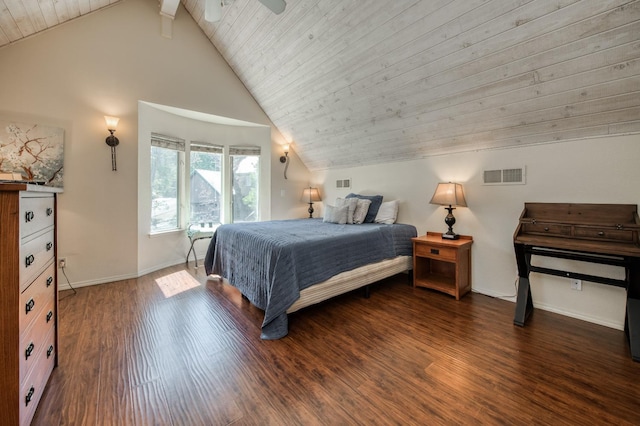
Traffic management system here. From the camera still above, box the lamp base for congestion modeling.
[441,232,460,240]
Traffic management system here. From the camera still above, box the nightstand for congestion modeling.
[412,232,473,300]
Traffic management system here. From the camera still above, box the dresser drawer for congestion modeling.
[414,243,457,261]
[19,297,55,384]
[20,261,55,333]
[574,227,635,242]
[522,222,572,236]
[19,229,55,292]
[20,194,55,239]
[19,327,56,426]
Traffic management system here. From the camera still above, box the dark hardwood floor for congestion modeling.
[33,263,639,425]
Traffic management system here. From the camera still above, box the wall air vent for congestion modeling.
[483,166,526,185]
[336,179,351,189]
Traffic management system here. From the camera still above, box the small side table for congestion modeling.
[186,225,215,267]
[412,232,473,300]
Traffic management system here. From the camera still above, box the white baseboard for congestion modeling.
[57,257,190,291]
[471,287,624,331]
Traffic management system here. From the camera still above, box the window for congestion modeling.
[150,134,261,233]
[150,133,185,233]
[190,143,223,226]
[230,146,260,223]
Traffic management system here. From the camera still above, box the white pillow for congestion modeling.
[374,200,399,224]
[323,204,348,224]
[352,198,372,224]
[335,197,358,224]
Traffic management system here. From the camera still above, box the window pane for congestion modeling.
[231,155,259,223]
[190,150,222,226]
[151,146,179,232]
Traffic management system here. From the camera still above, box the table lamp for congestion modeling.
[430,182,467,240]
[302,187,322,218]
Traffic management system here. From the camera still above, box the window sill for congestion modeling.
[148,228,184,238]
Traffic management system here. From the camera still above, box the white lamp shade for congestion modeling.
[301,187,322,203]
[104,116,120,131]
[430,182,467,207]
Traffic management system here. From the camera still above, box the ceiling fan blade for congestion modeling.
[204,0,222,22]
[258,0,286,15]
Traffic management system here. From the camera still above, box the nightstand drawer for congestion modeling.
[414,244,457,261]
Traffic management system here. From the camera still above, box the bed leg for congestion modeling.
[363,285,371,299]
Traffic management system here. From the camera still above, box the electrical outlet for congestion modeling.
[58,258,67,269]
[571,278,582,291]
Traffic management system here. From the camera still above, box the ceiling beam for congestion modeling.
[159,0,181,38]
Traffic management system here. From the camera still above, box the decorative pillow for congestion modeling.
[375,200,399,224]
[346,193,383,223]
[352,198,372,224]
[335,197,358,224]
[323,204,348,224]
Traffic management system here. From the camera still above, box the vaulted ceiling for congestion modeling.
[1,0,639,170]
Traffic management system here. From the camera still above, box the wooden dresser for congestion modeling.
[0,183,61,425]
[513,202,640,361]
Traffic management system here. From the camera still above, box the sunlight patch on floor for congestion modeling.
[155,270,201,298]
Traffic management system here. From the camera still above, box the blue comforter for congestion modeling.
[204,219,417,339]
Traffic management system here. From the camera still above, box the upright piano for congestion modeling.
[513,202,640,361]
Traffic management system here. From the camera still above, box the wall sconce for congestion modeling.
[302,186,322,218]
[429,182,467,240]
[279,143,289,179]
[104,116,120,171]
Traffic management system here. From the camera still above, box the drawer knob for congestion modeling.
[544,227,549,232]
[47,345,54,358]
[25,386,35,406]
[25,342,35,360]
[46,207,53,216]
[46,276,53,287]
[46,310,53,323]
[25,298,35,314]
[25,211,35,222]
[598,231,605,236]
[25,254,35,267]
[430,248,440,255]
[46,241,53,251]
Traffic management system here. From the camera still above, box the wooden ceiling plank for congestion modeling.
[238,0,346,91]
[284,4,638,137]
[0,0,25,41]
[268,0,592,124]
[262,0,516,115]
[253,0,423,107]
[3,0,36,37]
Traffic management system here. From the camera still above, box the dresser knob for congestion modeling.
[544,227,549,231]
[46,276,53,287]
[46,311,53,323]
[46,241,53,251]
[25,298,35,314]
[25,211,34,222]
[25,386,35,406]
[25,342,35,360]
[46,207,53,216]
[598,231,605,236]
[47,345,54,358]
[25,254,35,267]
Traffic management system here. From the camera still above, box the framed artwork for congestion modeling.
[0,120,64,187]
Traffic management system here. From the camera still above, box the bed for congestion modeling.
[204,218,417,339]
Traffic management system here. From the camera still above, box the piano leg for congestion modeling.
[514,277,533,326]
[514,243,533,326]
[626,299,640,362]
[626,258,640,362]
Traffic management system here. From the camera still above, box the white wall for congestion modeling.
[0,0,309,288]
[312,135,640,330]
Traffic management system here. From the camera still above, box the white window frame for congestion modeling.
[150,133,185,235]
